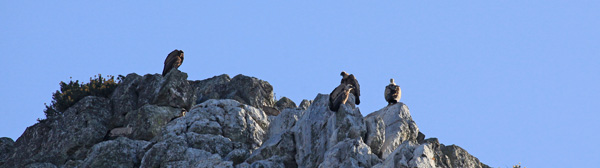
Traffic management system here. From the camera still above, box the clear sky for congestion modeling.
[1,1,598,167]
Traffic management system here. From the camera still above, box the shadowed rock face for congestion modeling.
[2,96,112,168]
[1,70,489,168]
[190,74,276,113]
[0,138,14,165]
[275,97,297,110]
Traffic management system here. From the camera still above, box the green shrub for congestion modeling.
[43,74,120,119]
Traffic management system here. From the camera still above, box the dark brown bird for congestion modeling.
[162,49,184,76]
[340,71,361,105]
[385,78,401,105]
[328,84,354,111]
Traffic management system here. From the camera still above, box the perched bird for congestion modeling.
[340,71,361,105]
[162,49,184,76]
[385,78,401,105]
[328,84,354,112]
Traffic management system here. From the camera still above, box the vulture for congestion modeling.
[385,78,401,105]
[340,71,361,105]
[328,84,354,112]
[162,49,184,76]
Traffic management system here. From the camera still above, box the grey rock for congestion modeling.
[110,73,142,128]
[245,131,297,167]
[24,163,57,168]
[110,70,193,128]
[190,74,231,105]
[373,138,491,168]
[244,108,300,167]
[152,69,195,111]
[109,126,133,137]
[417,131,426,144]
[374,141,435,168]
[267,108,301,139]
[319,139,381,168]
[275,97,297,110]
[62,160,83,168]
[227,75,275,110]
[140,135,233,168]
[2,96,111,168]
[364,102,419,159]
[79,137,150,168]
[364,115,385,158]
[262,106,281,116]
[441,144,491,168]
[332,102,366,143]
[298,99,313,110]
[186,132,234,157]
[292,94,334,168]
[188,99,269,151]
[143,99,269,167]
[134,70,194,111]
[423,138,453,168]
[190,74,275,111]
[0,137,14,165]
[292,93,376,168]
[4,71,491,168]
[125,104,182,141]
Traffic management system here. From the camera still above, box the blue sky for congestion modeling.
[1,1,599,167]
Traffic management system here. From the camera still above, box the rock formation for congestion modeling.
[0,70,489,168]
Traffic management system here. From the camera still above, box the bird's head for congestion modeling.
[390,78,395,85]
[340,71,349,78]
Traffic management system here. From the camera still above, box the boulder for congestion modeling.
[140,135,233,168]
[189,74,231,105]
[78,137,150,168]
[124,104,182,141]
[364,103,419,159]
[152,69,195,111]
[190,74,275,111]
[110,73,142,128]
[275,97,297,110]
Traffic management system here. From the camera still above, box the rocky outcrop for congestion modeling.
[364,103,419,159]
[298,99,313,110]
[1,70,489,168]
[440,143,490,168]
[3,96,112,167]
[124,104,182,141]
[190,74,275,111]
[78,137,150,168]
[275,97,297,110]
[0,137,14,165]
[110,70,194,128]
